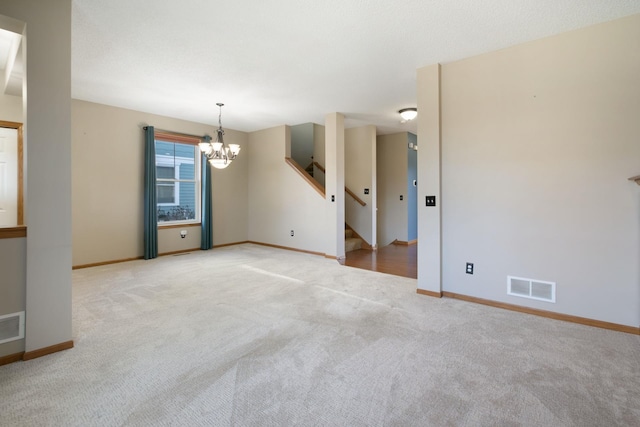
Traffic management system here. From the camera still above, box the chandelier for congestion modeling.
[199,103,240,169]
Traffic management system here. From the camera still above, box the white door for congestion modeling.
[0,127,18,226]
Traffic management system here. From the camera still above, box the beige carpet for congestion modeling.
[1,243,638,426]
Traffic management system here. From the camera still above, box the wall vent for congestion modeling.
[507,276,555,303]
[0,311,25,344]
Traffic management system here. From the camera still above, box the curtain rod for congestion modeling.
[142,126,209,140]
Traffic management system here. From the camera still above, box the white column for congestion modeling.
[1,0,74,352]
[417,64,442,296]
[325,112,345,259]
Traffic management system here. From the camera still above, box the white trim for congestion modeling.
[155,142,201,224]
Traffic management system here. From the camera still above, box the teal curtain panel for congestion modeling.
[143,126,158,259]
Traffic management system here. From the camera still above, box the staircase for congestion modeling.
[345,227,363,252]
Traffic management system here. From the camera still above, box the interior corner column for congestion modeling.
[325,112,345,259]
[2,0,75,354]
[417,64,442,295]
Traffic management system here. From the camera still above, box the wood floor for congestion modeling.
[342,244,417,279]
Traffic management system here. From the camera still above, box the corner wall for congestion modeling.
[247,125,326,253]
[0,94,21,121]
[377,132,409,246]
[0,0,73,355]
[345,125,376,246]
[0,93,24,357]
[72,100,248,266]
[419,14,640,327]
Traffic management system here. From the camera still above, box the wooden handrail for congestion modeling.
[284,157,325,197]
[313,161,325,173]
[629,175,640,185]
[345,186,366,206]
[312,161,366,206]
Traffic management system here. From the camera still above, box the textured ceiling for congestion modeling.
[71,1,640,135]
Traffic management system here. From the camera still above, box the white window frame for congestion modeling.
[155,140,201,226]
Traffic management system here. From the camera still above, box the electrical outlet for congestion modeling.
[180,230,187,238]
[331,195,335,202]
[466,263,474,274]
[290,230,294,237]
[426,196,436,206]
[364,188,369,195]
[400,195,403,201]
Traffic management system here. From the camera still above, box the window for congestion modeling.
[155,139,200,224]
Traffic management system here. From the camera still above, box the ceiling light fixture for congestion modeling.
[399,107,418,122]
[199,103,240,169]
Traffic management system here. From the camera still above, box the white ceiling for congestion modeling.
[50,1,640,134]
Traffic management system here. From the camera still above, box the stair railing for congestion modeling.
[286,158,367,206]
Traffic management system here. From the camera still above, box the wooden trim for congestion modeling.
[325,254,338,259]
[0,120,21,128]
[312,160,366,206]
[313,161,325,174]
[416,289,442,298]
[72,243,250,269]
[629,175,640,185]
[23,340,74,361]
[17,124,23,225]
[345,186,366,206]
[73,256,143,270]
[0,226,27,239]
[213,240,250,248]
[393,239,417,246]
[0,121,24,225]
[285,157,326,197]
[158,223,201,230]
[0,352,24,366]
[442,291,640,335]
[158,248,200,257]
[75,248,202,269]
[153,129,203,145]
[248,241,325,257]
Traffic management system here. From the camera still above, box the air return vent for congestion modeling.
[0,311,25,344]
[507,276,555,303]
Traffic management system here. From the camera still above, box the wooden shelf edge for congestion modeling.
[0,226,27,239]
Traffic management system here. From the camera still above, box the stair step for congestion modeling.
[345,237,362,252]
[345,229,353,238]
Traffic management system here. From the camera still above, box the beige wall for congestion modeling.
[345,125,376,246]
[1,0,73,355]
[247,125,326,253]
[0,93,24,356]
[417,65,442,294]
[0,22,25,360]
[377,132,409,246]
[72,100,248,266]
[420,14,640,326]
[313,123,326,187]
[0,94,21,122]
[0,237,25,355]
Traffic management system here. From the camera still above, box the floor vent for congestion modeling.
[0,311,25,344]
[507,276,555,303]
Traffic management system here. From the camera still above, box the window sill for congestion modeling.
[0,226,27,239]
[158,223,201,230]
